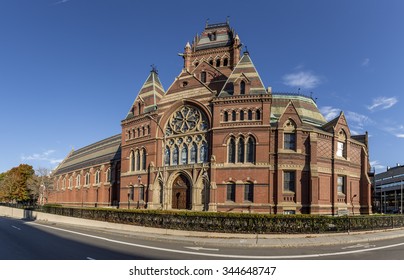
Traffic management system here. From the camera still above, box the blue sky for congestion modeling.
[0,0,403,174]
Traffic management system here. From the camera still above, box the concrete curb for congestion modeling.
[2,206,404,248]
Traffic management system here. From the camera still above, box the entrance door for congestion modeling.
[172,174,191,209]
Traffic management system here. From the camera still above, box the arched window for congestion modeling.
[223,58,228,66]
[216,59,220,67]
[244,182,254,202]
[142,148,147,170]
[130,151,135,172]
[139,185,145,201]
[173,145,179,165]
[240,110,244,121]
[247,137,256,163]
[237,137,245,163]
[137,102,141,115]
[232,110,236,121]
[164,146,170,166]
[256,110,261,120]
[106,168,111,183]
[85,172,90,186]
[164,105,209,165]
[224,111,229,122]
[76,174,81,187]
[95,170,100,184]
[283,119,297,150]
[228,137,236,163]
[135,150,140,171]
[129,186,134,201]
[248,109,253,120]
[240,81,245,95]
[209,59,213,65]
[226,182,236,202]
[200,141,208,162]
[181,145,188,164]
[337,129,347,158]
[190,143,197,163]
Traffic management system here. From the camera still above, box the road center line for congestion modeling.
[27,222,404,259]
[11,225,21,231]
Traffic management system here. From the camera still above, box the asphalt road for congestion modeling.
[1,216,404,260]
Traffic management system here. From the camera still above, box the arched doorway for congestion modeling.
[172,174,191,210]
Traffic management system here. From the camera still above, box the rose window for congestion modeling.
[164,105,209,165]
[166,106,208,136]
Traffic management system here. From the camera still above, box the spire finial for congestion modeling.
[150,64,158,74]
[226,16,230,25]
[205,18,209,28]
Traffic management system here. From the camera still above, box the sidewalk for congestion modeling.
[2,205,404,248]
[32,215,404,248]
[85,222,404,248]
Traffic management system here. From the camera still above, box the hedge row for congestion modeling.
[38,205,404,234]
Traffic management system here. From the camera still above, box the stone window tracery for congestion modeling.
[164,105,209,166]
[227,135,256,164]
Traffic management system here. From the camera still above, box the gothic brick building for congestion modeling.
[50,22,372,215]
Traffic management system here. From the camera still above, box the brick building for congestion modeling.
[50,21,372,215]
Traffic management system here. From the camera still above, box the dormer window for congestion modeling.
[208,32,216,41]
[223,58,228,66]
[336,129,347,158]
[240,81,246,95]
[201,72,207,83]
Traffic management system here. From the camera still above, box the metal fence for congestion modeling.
[2,203,404,234]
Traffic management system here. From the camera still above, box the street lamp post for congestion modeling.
[147,115,167,210]
[401,180,403,215]
[137,175,141,209]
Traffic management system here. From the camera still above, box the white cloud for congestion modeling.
[283,71,321,89]
[367,96,398,111]
[319,106,340,121]
[345,111,371,129]
[52,0,70,5]
[21,150,63,165]
[319,107,371,135]
[382,124,404,138]
[362,58,370,67]
[370,160,385,172]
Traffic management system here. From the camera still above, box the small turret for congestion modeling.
[184,42,192,70]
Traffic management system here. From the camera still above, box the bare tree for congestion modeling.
[27,167,53,205]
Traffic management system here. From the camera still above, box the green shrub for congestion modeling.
[35,205,404,234]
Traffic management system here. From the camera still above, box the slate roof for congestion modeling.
[53,134,121,176]
[218,52,267,97]
[125,70,165,119]
[270,93,327,127]
[194,22,234,51]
